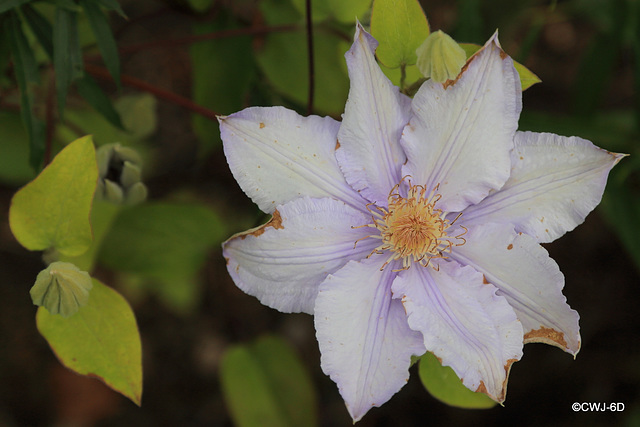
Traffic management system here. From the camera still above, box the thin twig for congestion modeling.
[305,0,314,115]
[84,63,220,121]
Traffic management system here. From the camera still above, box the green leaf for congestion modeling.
[220,336,318,427]
[0,111,37,185]
[81,0,120,86]
[418,352,497,409]
[95,0,126,18]
[370,0,430,68]
[36,279,143,405]
[600,163,640,273]
[5,9,46,169]
[98,202,226,312]
[459,43,541,91]
[41,0,82,11]
[190,13,255,151]
[54,7,84,115]
[9,135,98,256]
[0,0,30,14]
[21,3,54,59]
[76,73,124,129]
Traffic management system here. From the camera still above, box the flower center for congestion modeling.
[356,178,466,271]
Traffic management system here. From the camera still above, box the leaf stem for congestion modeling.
[400,62,407,92]
[84,63,220,121]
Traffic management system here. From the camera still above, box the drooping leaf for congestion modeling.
[220,335,318,427]
[21,3,54,58]
[98,202,226,312]
[76,73,124,129]
[418,352,497,409]
[0,0,30,14]
[36,279,143,405]
[459,43,541,90]
[81,0,120,86]
[9,136,98,256]
[370,0,430,68]
[5,9,46,169]
[190,12,255,151]
[53,7,84,115]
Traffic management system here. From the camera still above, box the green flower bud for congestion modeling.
[30,262,93,317]
[416,30,467,83]
[95,143,148,205]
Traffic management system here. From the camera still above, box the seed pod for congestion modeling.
[30,262,93,318]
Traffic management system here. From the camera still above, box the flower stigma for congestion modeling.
[355,177,467,271]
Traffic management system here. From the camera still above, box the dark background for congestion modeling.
[1,0,639,426]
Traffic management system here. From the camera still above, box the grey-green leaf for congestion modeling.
[81,0,121,86]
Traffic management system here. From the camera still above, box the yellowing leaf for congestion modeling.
[418,352,496,409]
[36,279,143,405]
[9,136,98,256]
[460,43,541,91]
[371,0,430,68]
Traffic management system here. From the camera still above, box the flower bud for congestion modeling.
[30,262,93,317]
[416,30,467,83]
[95,143,148,205]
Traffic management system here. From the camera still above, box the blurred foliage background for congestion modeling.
[1,0,640,426]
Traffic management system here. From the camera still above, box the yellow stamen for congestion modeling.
[356,177,467,271]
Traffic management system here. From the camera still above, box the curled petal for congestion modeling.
[336,23,411,207]
[462,131,626,243]
[220,106,368,214]
[392,260,523,402]
[401,32,521,212]
[315,255,425,422]
[223,197,379,314]
[451,223,581,355]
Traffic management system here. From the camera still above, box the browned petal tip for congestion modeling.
[524,327,568,350]
[237,209,284,240]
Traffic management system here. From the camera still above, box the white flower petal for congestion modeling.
[220,106,368,214]
[393,260,523,402]
[223,197,378,314]
[451,223,581,355]
[336,23,411,207]
[315,255,425,422]
[462,131,626,243]
[401,33,521,212]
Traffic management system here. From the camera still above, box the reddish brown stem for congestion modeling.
[84,63,220,121]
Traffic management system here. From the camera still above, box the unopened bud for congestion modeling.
[95,143,148,205]
[416,30,467,83]
[30,262,93,317]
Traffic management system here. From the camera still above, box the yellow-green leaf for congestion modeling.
[371,0,430,68]
[418,352,496,409]
[36,279,142,405]
[9,136,98,256]
[460,43,541,90]
[220,336,318,427]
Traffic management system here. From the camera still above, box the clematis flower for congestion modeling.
[219,23,624,422]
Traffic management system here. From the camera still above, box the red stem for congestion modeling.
[84,63,220,121]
